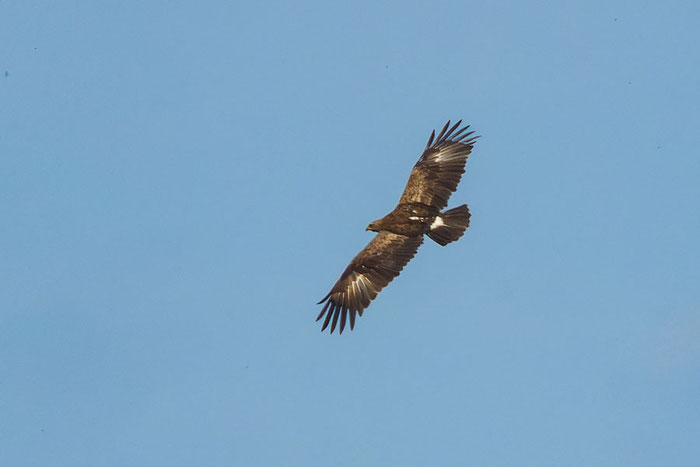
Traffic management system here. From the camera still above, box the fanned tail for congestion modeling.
[427,204,471,246]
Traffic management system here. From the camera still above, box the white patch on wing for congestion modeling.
[409,216,421,221]
[349,279,359,299]
[430,216,445,229]
[434,150,449,161]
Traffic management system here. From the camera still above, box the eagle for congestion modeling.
[316,120,478,334]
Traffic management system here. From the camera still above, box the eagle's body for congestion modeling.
[367,202,440,237]
[317,121,478,334]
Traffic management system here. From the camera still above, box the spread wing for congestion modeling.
[398,120,478,210]
[317,232,424,334]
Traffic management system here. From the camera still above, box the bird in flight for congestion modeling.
[317,120,478,334]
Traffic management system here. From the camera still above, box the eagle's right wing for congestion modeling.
[398,120,478,210]
[317,232,424,334]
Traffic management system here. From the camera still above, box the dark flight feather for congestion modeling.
[316,232,424,334]
[399,120,478,210]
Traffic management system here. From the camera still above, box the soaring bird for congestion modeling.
[317,120,478,334]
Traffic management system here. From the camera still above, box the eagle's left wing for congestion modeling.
[317,232,424,334]
[398,120,478,210]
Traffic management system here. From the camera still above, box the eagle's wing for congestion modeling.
[317,232,424,334]
[398,120,478,210]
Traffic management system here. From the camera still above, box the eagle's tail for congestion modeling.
[427,204,471,246]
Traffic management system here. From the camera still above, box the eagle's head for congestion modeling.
[366,221,379,232]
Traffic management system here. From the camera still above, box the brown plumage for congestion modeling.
[317,120,478,334]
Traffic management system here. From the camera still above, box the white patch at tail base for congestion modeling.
[430,216,445,230]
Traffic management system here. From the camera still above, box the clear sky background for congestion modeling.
[2,1,699,466]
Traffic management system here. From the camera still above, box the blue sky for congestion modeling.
[2,1,699,465]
